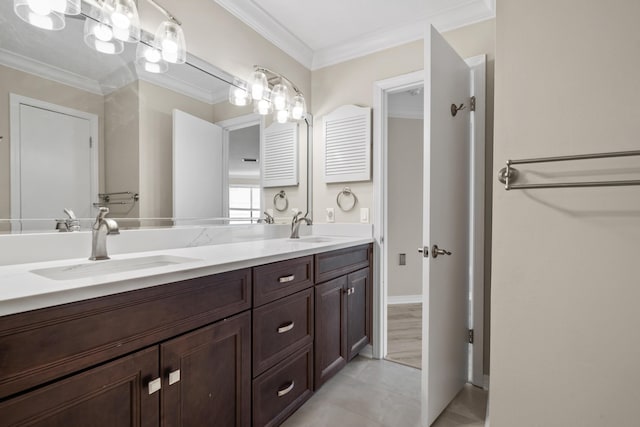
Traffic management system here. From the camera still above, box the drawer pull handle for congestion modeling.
[344,287,355,295]
[277,380,295,397]
[278,321,295,333]
[148,378,162,395]
[278,274,295,283]
[169,369,181,385]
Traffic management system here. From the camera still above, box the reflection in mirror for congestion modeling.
[0,1,309,233]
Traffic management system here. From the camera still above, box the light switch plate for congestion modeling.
[360,208,369,223]
[326,208,335,223]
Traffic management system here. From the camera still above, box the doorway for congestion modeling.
[9,94,99,231]
[372,38,487,424]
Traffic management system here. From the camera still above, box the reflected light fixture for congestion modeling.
[232,66,306,123]
[15,0,186,71]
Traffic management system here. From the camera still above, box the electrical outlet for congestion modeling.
[326,208,335,223]
[360,208,369,223]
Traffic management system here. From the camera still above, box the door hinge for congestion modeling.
[470,96,476,112]
[468,329,474,344]
[89,137,93,148]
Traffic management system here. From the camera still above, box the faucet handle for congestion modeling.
[63,208,77,220]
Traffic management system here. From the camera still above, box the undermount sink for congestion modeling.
[31,255,201,281]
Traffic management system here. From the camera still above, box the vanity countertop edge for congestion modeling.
[0,236,373,317]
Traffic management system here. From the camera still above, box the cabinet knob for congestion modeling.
[344,287,355,295]
[277,321,295,334]
[169,369,181,385]
[278,274,295,283]
[277,380,295,397]
[148,377,162,395]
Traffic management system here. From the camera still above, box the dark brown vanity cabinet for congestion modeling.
[0,269,252,427]
[252,257,315,427]
[314,245,372,389]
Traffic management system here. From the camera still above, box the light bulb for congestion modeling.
[276,109,289,124]
[250,71,267,100]
[28,11,54,29]
[254,99,272,115]
[27,0,51,15]
[271,83,289,111]
[84,13,124,55]
[291,94,306,120]
[144,48,161,63]
[94,23,113,42]
[136,43,168,74]
[156,21,186,64]
[228,78,251,106]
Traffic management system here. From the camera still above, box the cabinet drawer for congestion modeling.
[0,268,251,400]
[253,256,314,306]
[315,244,371,283]
[253,289,314,376]
[252,344,313,427]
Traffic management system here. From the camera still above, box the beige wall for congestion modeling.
[0,65,106,220]
[387,117,423,298]
[311,19,495,223]
[105,82,140,218]
[491,1,640,425]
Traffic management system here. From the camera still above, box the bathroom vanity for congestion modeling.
[0,238,372,426]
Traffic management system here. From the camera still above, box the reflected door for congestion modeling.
[12,97,96,223]
[172,109,225,221]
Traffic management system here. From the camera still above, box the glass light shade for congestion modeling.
[14,0,66,30]
[104,0,140,43]
[254,99,273,116]
[52,0,81,15]
[250,70,268,100]
[155,21,186,64]
[275,109,290,124]
[291,94,306,120]
[228,79,251,106]
[271,83,289,111]
[136,43,168,74]
[84,15,124,55]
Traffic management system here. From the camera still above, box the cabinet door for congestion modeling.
[314,276,348,389]
[161,311,251,427]
[0,347,159,426]
[347,267,371,361]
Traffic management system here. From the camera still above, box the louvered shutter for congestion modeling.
[323,105,371,183]
[262,122,298,187]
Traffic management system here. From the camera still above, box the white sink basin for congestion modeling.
[31,255,201,281]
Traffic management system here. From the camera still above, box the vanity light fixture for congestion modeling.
[13,0,81,30]
[230,66,307,123]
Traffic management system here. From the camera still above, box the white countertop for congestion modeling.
[0,235,372,317]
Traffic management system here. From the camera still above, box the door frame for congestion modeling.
[9,93,99,223]
[372,55,486,387]
[216,113,263,216]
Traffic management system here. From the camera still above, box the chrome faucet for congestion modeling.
[90,207,119,260]
[55,208,81,232]
[290,211,312,239]
[259,211,275,224]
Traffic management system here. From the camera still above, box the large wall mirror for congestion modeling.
[0,1,310,233]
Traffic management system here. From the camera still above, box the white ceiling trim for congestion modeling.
[213,0,314,69]
[312,2,495,70]
[0,48,103,95]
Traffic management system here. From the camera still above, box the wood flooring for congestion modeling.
[386,303,422,369]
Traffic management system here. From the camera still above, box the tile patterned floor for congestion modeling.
[386,303,422,369]
[282,356,488,427]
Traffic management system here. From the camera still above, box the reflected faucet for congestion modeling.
[290,211,312,239]
[90,207,119,261]
[55,208,81,232]
[259,211,275,224]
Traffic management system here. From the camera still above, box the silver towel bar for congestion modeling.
[498,150,640,190]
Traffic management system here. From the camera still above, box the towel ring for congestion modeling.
[273,190,289,212]
[336,187,358,212]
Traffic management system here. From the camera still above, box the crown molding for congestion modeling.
[312,2,495,70]
[213,0,314,69]
[136,68,228,105]
[0,48,103,95]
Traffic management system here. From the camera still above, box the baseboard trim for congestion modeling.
[387,295,422,305]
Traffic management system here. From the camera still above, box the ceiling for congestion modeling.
[214,0,495,70]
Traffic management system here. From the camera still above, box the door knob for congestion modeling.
[418,247,429,258]
[431,244,452,258]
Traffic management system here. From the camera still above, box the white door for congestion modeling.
[11,97,96,224]
[172,109,225,220]
[422,26,472,425]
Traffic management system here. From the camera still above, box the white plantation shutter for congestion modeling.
[262,122,298,187]
[323,105,371,183]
